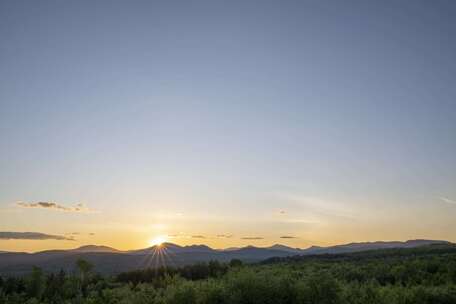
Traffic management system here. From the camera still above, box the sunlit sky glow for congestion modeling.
[149,235,168,247]
[1,1,456,252]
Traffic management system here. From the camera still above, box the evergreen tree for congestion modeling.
[26,266,44,300]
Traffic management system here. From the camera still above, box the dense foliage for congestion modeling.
[1,245,456,304]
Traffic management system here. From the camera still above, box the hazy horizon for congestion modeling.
[1,236,450,254]
[1,1,456,253]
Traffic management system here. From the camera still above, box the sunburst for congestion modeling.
[140,235,176,270]
[149,235,168,247]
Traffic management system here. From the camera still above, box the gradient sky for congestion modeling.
[1,0,456,252]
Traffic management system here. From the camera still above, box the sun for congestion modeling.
[149,235,168,247]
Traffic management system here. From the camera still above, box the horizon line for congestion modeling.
[1,238,451,254]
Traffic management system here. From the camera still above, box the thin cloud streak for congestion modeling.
[440,197,456,205]
[217,234,233,238]
[0,231,75,241]
[17,201,91,213]
[280,236,298,239]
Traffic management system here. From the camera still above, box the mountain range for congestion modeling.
[0,239,451,276]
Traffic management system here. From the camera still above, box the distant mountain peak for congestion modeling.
[184,244,212,250]
[71,245,120,253]
[160,242,183,248]
[128,242,214,255]
[223,247,241,252]
[306,245,323,250]
[269,244,296,249]
[300,239,451,255]
[405,239,449,244]
[1,239,453,276]
[268,244,302,253]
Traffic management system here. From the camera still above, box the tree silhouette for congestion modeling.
[76,258,93,281]
[229,258,243,267]
[76,258,93,295]
[26,266,44,300]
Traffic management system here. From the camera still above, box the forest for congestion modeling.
[1,244,456,304]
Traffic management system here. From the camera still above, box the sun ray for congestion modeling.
[149,235,168,247]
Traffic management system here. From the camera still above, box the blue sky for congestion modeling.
[1,1,455,251]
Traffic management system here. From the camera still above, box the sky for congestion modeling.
[1,0,456,252]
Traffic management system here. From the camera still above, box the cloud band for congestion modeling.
[17,201,90,212]
[0,231,75,241]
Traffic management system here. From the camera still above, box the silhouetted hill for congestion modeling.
[302,239,450,255]
[128,243,214,255]
[0,239,451,276]
[70,245,121,253]
[262,242,456,264]
[267,244,303,253]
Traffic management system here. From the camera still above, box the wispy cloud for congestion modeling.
[241,237,264,240]
[0,231,75,241]
[66,232,96,236]
[17,202,91,213]
[280,235,298,239]
[191,235,206,239]
[217,234,233,238]
[440,197,456,205]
